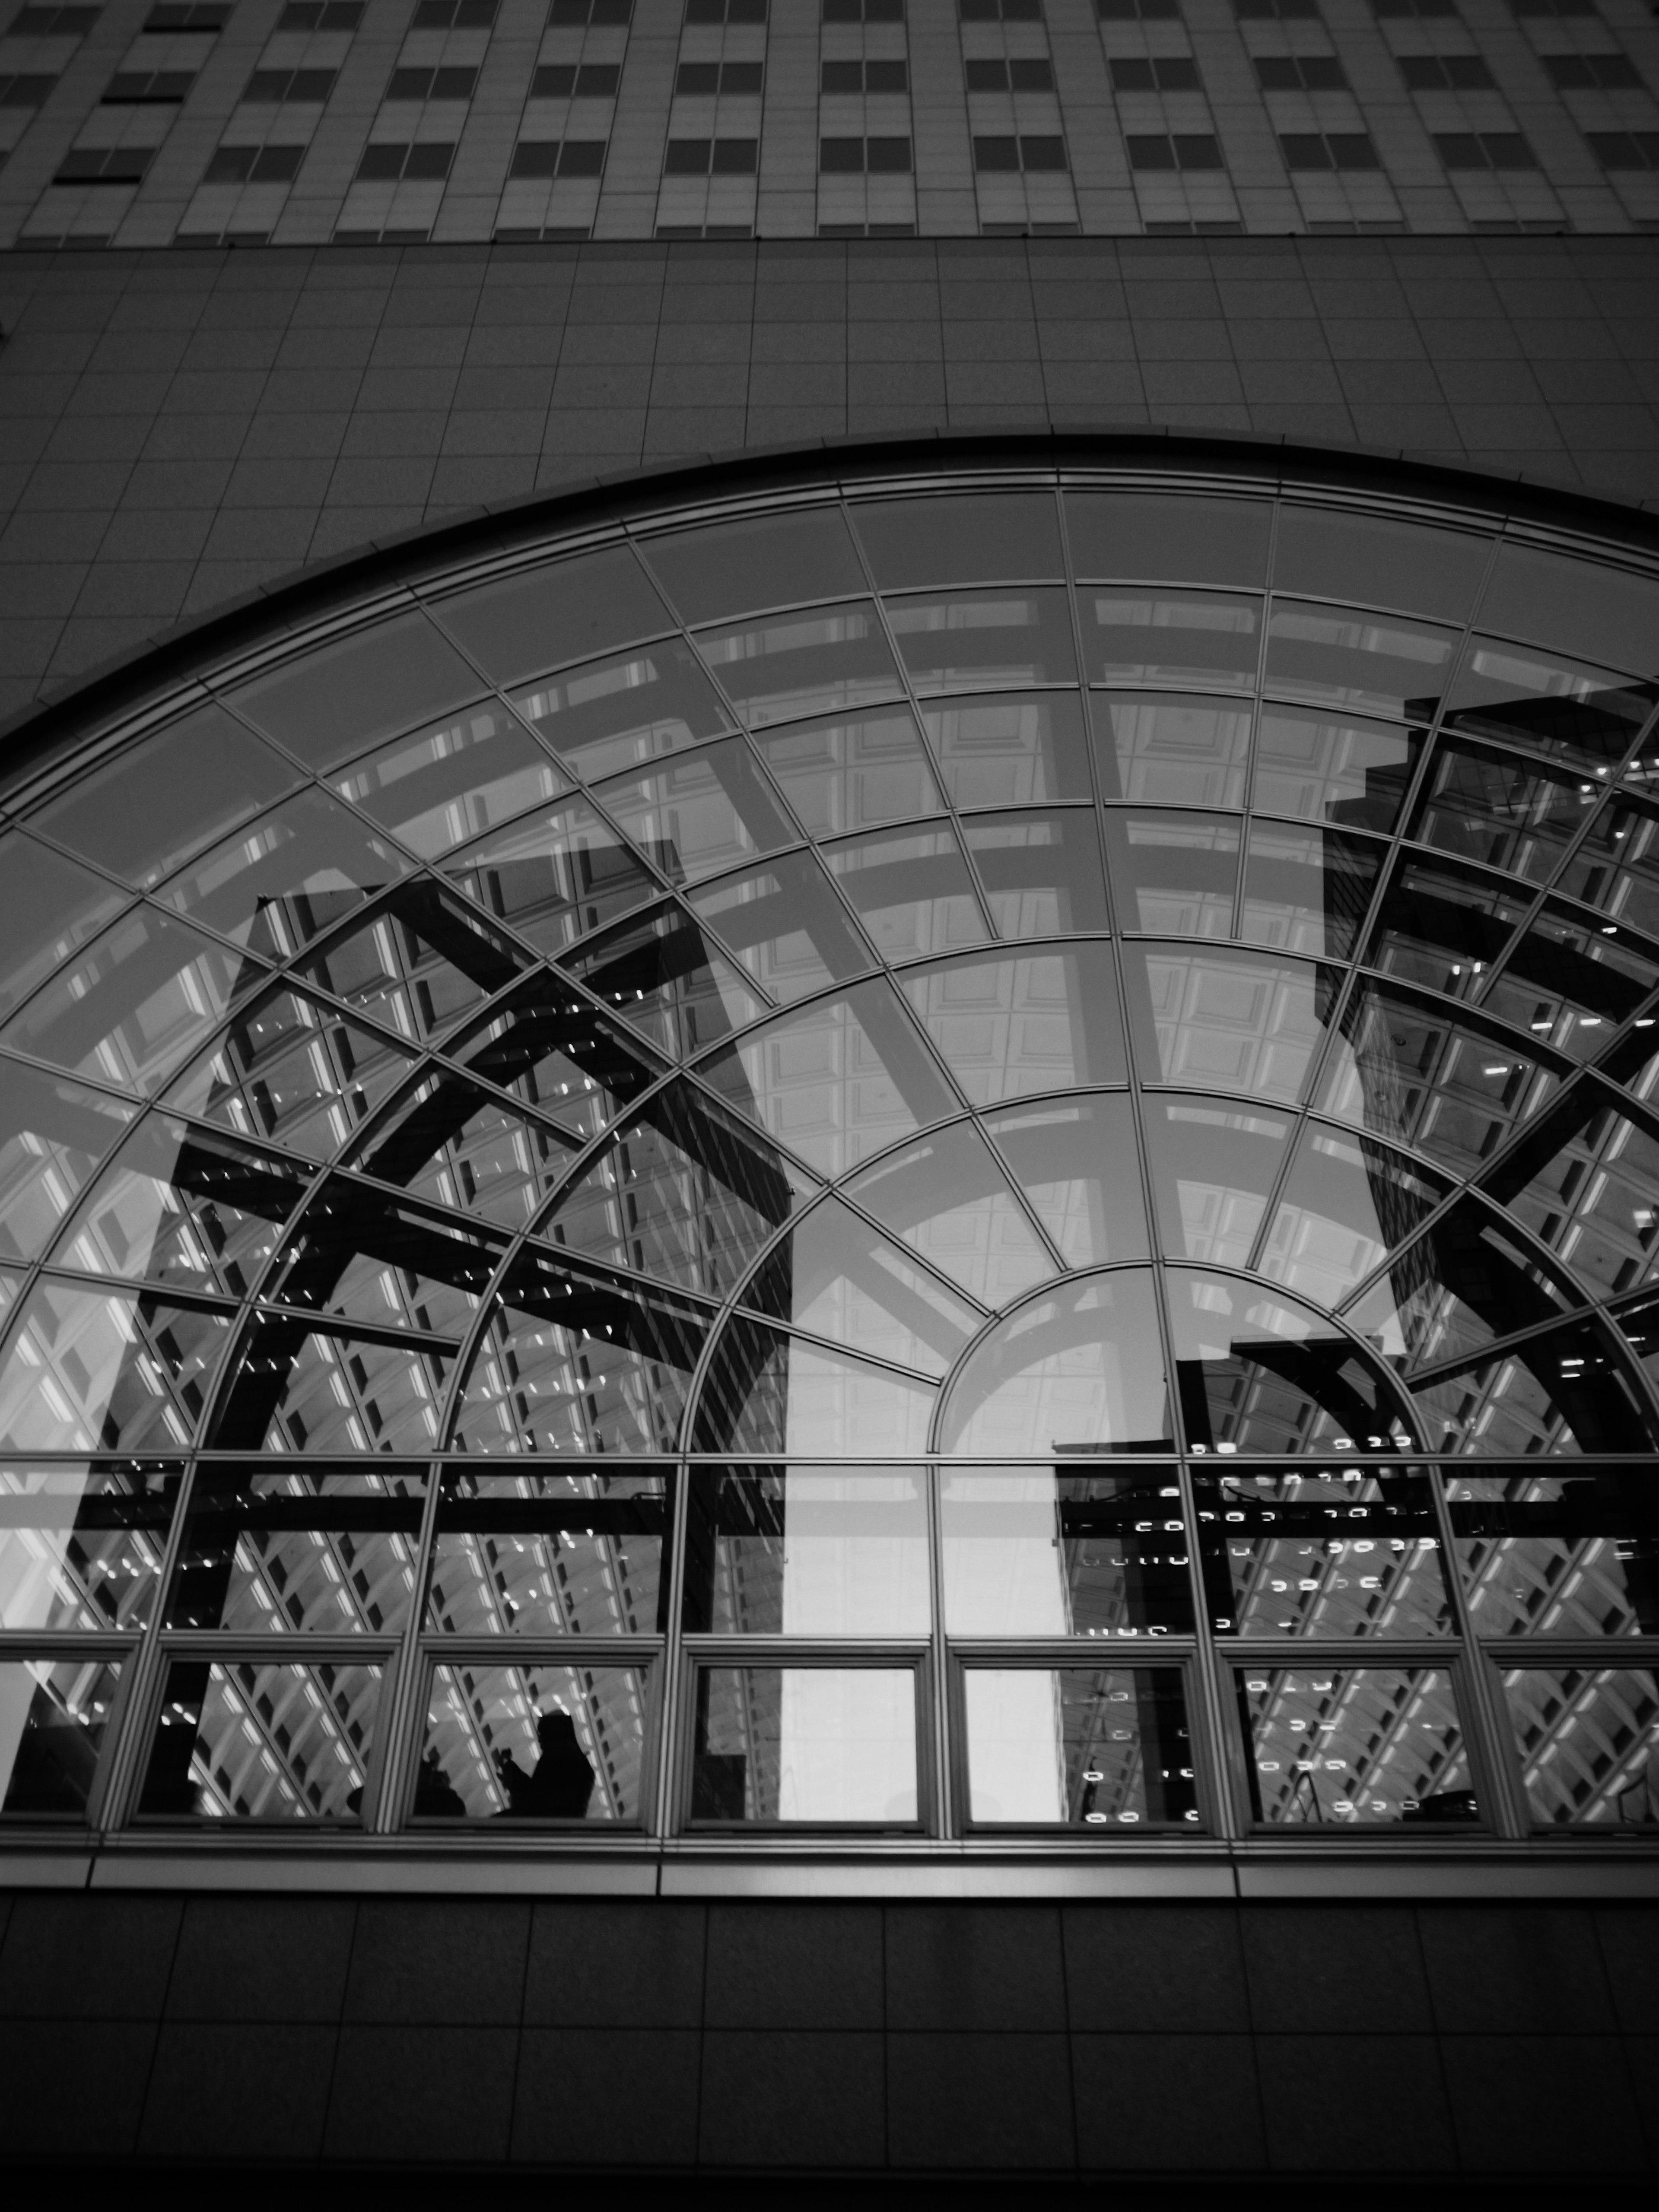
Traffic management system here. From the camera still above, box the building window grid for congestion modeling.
[3,476,1659,1846]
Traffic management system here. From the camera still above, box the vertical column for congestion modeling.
[910,0,979,230]
[593,0,675,234]
[759,0,818,233]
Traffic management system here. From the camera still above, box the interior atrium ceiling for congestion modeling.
[0,441,1656,1853]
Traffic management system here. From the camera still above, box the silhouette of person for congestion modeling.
[413,1745,468,1818]
[495,1707,596,1819]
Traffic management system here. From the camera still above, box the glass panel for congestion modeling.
[1558,795,1659,936]
[1085,592,1260,691]
[511,638,730,781]
[593,737,795,886]
[982,1093,1149,1268]
[961,809,1110,938]
[168,986,418,1162]
[30,705,301,886]
[1411,735,1593,882]
[560,903,764,1058]
[1065,492,1272,588]
[920,692,1094,810]
[1406,1320,1654,1456]
[0,1060,136,1264]
[433,544,671,686]
[266,1178,493,1343]
[1484,902,1659,1064]
[692,850,877,1002]
[429,1467,668,1635]
[451,1253,707,1455]
[753,707,943,834]
[698,977,958,1179]
[0,1280,232,1453]
[1502,1666,1659,1828]
[1443,637,1655,778]
[0,832,129,1022]
[334,704,566,859]
[51,1114,305,1297]
[963,1667,1197,1828]
[363,1075,580,1231]
[901,943,1127,1105]
[138,1657,381,1821]
[1143,1093,1291,1268]
[454,982,662,1142]
[1260,1120,1447,1308]
[1265,603,1456,720]
[1093,695,1253,808]
[1194,1465,1449,1637]
[2,908,266,1098]
[1168,1268,1408,1456]
[683,1465,930,1633]
[539,1079,803,1298]
[1252,707,1420,834]
[1125,945,1330,1105]
[1476,541,1659,681]
[212,1316,450,1455]
[1239,824,1382,961]
[167,1466,426,1633]
[938,1271,1171,1456]
[1343,1198,1574,1377]
[0,1657,121,1821]
[1490,1089,1659,1301]
[885,587,1076,693]
[232,613,480,771]
[444,795,661,959]
[1103,809,1239,936]
[645,509,866,625]
[1317,980,1559,1177]
[416,1663,647,1822]
[1445,1466,1659,1638]
[1273,508,1488,622]
[691,1316,936,1454]
[1237,1666,1477,1827]
[0,1461,179,1631]
[941,1468,1193,1637]
[854,492,1065,589]
[695,601,902,728]
[843,1119,1056,1305]
[158,791,411,962]
[741,1196,983,1375]
[299,887,520,1049]
[1363,855,1529,1003]
[689,1665,918,1825]
[824,823,988,962]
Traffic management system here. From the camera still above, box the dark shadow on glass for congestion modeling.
[942,1467,1193,1637]
[430,1465,668,1634]
[1195,1464,1449,1637]
[166,1466,426,1633]
[0,1657,121,1819]
[0,1461,179,1631]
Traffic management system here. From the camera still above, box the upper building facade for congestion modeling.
[2,0,1659,250]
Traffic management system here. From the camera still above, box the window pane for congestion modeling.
[963,1666,1196,1827]
[853,492,1065,588]
[692,1315,936,1454]
[1252,707,1419,833]
[334,705,566,859]
[0,1657,121,1820]
[1103,809,1239,936]
[167,986,418,1162]
[690,1665,919,1824]
[211,1314,451,1456]
[1260,1120,1446,1308]
[1239,822,1381,961]
[1094,695,1252,807]
[1265,603,1458,720]
[0,1462,178,1631]
[433,545,671,687]
[1410,735,1589,882]
[842,1119,1057,1304]
[1142,1092,1290,1267]
[1273,508,1487,623]
[416,1663,648,1821]
[1502,1666,1659,1828]
[982,1092,1149,1267]
[1443,638,1653,778]
[139,1658,383,1821]
[0,1061,136,1265]
[901,942,1126,1104]
[963,809,1109,936]
[1405,1320,1653,1457]
[450,983,661,1144]
[159,791,412,958]
[886,588,1077,692]
[695,602,902,727]
[366,1075,580,1232]
[1065,492,1272,588]
[560,904,763,1060]
[1086,592,1260,690]
[429,1468,668,1634]
[1446,1467,1659,1638]
[0,1279,232,1454]
[0,833,129,1022]
[1195,1465,1450,1636]
[693,849,877,1002]
[593,737,794,885]
[752,707,943,833]
[512,639,730,781]
[825,823,988,961]
[938,1271,1171,1454]
[683,1465,930,1632]
[1237,1666,1478,1827]
[167,1467,426,1633]
[920,692,1094,809]
[942,1469,1192,1635]
[446,795,659,959]
[743,1196,983,1374]
[1124,945,1330,1104]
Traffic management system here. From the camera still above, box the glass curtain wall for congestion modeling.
[0,458,1657,1846]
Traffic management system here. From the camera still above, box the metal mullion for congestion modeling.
[363,1457,446,1833]
[1424,1464,1531,1841]
[1227,482,1278,939]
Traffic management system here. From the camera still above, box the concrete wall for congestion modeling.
[0,1889,1653,2175]
[3,230,1658,726]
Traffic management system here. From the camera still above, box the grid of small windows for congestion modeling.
[180,0,359,241]
[817,0,910,233]
[656,0,763,237]
[3,463,1659,1843]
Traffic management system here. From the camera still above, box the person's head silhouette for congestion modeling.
[537,1709,581,1760]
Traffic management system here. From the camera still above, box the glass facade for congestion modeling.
[2,450,1658,1849]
